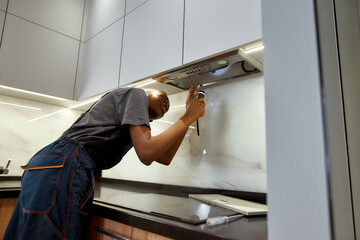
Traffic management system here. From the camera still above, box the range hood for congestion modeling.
[153,45,263,90]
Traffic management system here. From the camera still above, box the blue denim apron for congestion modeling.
[4,136,97,240]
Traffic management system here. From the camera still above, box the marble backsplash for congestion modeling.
[103,73,267,193]
[0,95,83,176]
[0,73,266,193]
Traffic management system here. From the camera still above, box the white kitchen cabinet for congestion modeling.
[119,0,183,86]
[82,0,126,42]
[0,14,79,99]
[0,0,7,11]
[125,0,148,14]
[74,19,124,100]
[7,0,84,40]
[0,11,4,42]
[184,0,262,64]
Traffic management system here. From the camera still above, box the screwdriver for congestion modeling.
[206,214,244,226]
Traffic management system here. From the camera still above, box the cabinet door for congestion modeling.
[119,0,184,86]
[74,19,124,100]
[0,0,7,11]
[0,11,4,43]
[125,0,147,14]
[0,14,79,99]
[87,216,133,240]
[132,227,173,240]
[7,0,84,40]
[74,0,126,100]
[184,0,262,64]
[0,198,18,239]
[82,0,126,41]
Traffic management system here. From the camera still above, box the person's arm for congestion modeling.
[152,85,199,165]
[129,86,204,166]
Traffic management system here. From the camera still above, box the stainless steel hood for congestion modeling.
[153,45,263,90]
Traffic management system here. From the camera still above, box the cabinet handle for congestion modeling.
[95,227,130,240]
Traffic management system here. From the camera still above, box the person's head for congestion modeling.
[144,89,170,121]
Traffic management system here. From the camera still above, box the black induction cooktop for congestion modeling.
[95,193,238,224]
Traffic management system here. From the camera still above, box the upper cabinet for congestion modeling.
[125,0,148,14]
[82,0,126,41]
[0,0,263,100]
[75,0,125,100]
[0,11,4,43]
[74,20,124,100]
[0,0,7,11]
[7,0,84,40]
[183,0,262,64]
[119,0,184,86]
[0,14,79,99]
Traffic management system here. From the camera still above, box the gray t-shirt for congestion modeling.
[62,88,150,169]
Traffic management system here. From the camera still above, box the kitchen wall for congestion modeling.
[0,73,266,193]
[103,73,266,193]
[0,95,83,176]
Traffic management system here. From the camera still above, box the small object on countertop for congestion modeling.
[206,214,244,226]
[196,90,205,136]
[0,159,11,175]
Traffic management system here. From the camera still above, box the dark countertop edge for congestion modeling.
[99,178,267,204]
[0,176,22,181]
[92,200,231,240]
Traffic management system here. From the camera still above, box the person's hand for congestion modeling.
[181,85,205,126]
[186,84,198,109]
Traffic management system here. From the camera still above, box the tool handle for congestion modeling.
[206,216,228,226]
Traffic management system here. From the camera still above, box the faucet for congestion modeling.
[0,159,11,174]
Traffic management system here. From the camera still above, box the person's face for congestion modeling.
[148,90,170,120]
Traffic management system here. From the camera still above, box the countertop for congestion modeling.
[0,177,267,240]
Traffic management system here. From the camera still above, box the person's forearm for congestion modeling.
[130,118,190,165]
[155,130,187,165]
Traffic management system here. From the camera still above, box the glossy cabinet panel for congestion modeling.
[7,0,84,40]
[125,0,148,14]
[75,19,124,100]
[0,14,79,99]
[0,0,7,11]
[82,0,125,42]
[184,0,262,64]
[0,10,4,42]
[120,0,183,86]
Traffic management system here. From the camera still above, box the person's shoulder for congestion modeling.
[125,88,147,98]
[105,87,144,98]
[111,87,145,95]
